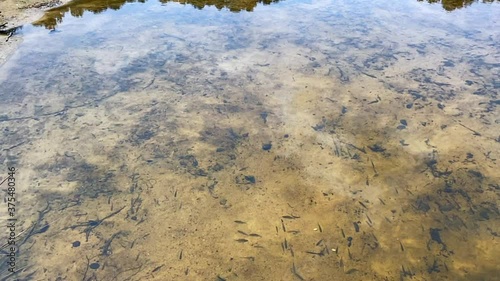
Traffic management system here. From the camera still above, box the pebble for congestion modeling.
[89,262,100,270]
[262,143,272,151]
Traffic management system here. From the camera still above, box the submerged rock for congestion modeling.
[262,143,272,151]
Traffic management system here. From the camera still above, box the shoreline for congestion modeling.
[0,0,71,66]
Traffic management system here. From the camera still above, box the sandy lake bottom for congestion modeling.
[0,0,499,280]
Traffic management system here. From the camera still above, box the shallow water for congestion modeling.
[0,0,499,280]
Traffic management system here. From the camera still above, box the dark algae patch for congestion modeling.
[0,0,499,280]
[428,228,446,250]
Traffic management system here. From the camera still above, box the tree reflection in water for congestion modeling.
[418,0,498,11]
[32,0,499,29]
[32,0,281,29]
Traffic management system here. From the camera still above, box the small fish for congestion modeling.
[152,264,164,273]
[36,224,50,234]
[234,220,246,224]
[370,159,378,175]
[316,239,324,246]
[334,143,340,156]
[318,223,323,232]
[238,230,248,236]
[249,233,261,237]
[341,228,345,238]
[359,201,368,209]
[353,222,360,232]
[366,214,373,225]
[130,238,137,249]
[235,239,248,243]
[345,268,359,275]
[292,263,305,281]
[400,241,405,252]
[282,215,300,219]
[323,246,330,255]
[281,219,287,232]
[305,251,322,256]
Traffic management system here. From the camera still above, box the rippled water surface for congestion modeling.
[0,0,499,280]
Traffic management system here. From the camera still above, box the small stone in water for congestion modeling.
[262,143,272,151]
[89,262,100,270]
[244,175,256,184]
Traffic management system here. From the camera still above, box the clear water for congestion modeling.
[0,0,499,280]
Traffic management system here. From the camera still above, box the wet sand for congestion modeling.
[0,0,499,280]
